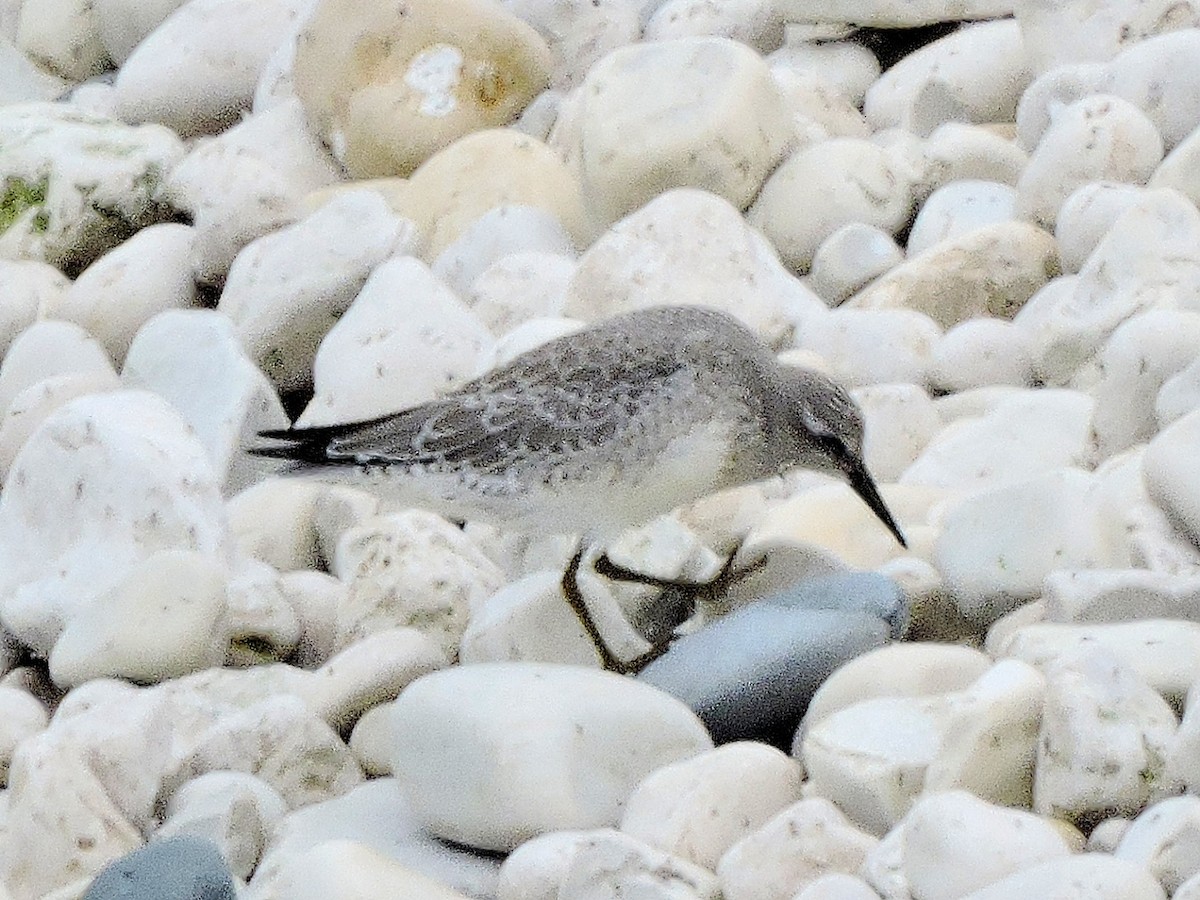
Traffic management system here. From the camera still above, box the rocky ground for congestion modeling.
[2,0,1200,897]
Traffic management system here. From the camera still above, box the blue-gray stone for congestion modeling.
[639,572,908,745]
[83,835,236,900]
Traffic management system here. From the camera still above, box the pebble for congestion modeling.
[792,308,941,388]
[1053,181,1145,273]
[963,854,1167,900]
[1144,407,1200,546]
[0,319,115,421]
[853,383,941,482]
[389,663,713,851]
[929,318,1034,392]
[558,829,722,900]
[907,179,1018,256]
[81,835,236,900]
[1115,796,1200,894]
[807,223,904,306]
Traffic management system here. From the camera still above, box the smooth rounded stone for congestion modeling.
[1044,568,1200,624]
[791,309,940,388]
[639,574,905,744]
[157,771,287,881]
[395,129,592,257]
[497,830,595,900]
[503,0,639,91]
[807,223,904,307]
[47,550,229,689]
[774,0,1010,27]
[459,571,603,667]
[620,742,803,870]
[92,0,187,64]
[852,383,940,482]
[252,839,475,900]
[123,310,289,492]
[220,557,301,666]
[246,778,500,899]
[1145,408,1200,546]
[845,222,1060,330]
[554,829,721,900]
[865,21,1031,136]
[226,479,327,573]
[170,694,363,810]
[294,0,550,178]
[0,103,184,274]
[563,36,791,226]
[1018,190,1200,385]
[934,468,1122,624]
[0,375,118,483]
[562,189,817,348]
[860,824,909,900]
[1105,29,1200,151]
[349,703,394,776]
[295,258,492,427]
[0,391,230,656]
[0,32,68,104]
[1017,95,1163,228]
[791,873,879,900]
[331,510,505,658]
[1181,872,1200,900]
[431,203,575,298]
[1090,817,1134,853]
[45,223,197,366]
[283,572,350,670]
[1163,684,1200,812]
[467,253,575,336]
[749,138,914,273]
[14,0,106,81]
[218,190,415,392]
[800,642,991,733]
[162,99,344,286]
[644,0,786,52]
[1090,310,1200,457]
[305,628,447,732]
[1113,796,1200,893]
[1152,123,1200,209]
[903,388,1093,491]
[770,69,871,142]
[0,259,68,355]
[767,39,880,108]
[0,320,115,423]
[802,660,1046,834]
[388,662,712,852]
[929,318,1034,392]
[1016,0,1199,75]
[902,790,1074,900]
[1159,355,1200,426]
[913,123,1030,197]
[717,798,878,900]
[1033,647,1176,825]
[961,854,1167,900]
[476,317,584,373]
[111,0,311,136]
[81,835,236,900]
[1054,181,1145,273]
[0,685,47,786]
[1014,63,1108,151]
[907,180,1018,256]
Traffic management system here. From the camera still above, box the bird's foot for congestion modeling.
[594,539,768,603]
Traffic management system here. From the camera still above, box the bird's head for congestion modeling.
[778,368,908,548]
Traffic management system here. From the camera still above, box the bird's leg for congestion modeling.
[594,540,768,597]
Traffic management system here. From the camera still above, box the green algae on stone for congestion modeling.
[0,175,49,234]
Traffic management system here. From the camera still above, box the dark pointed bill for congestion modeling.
[843,457,908,548]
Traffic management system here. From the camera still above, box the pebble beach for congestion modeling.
[2,0,1200,897]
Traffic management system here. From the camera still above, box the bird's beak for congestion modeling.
[843,456,908,548]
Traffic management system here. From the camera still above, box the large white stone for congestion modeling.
[388,663,713,852]
[1043,568,1200,623]
[507,0,639,90]
[1158,352,1200,427]
[564,36,792,225]
[296,257,492,427]
[0,103,184,273]
[14,0,106,80]
[791,308,940,388]
[467,253,575,337]
[774,0,1011,28]
[219,190,416,391]
[562,189,818,348]
[903,390,1094,491]
[332,511,506,658]
[1017,95,1162,229]
[914,123,1030,197]
[717,798,878,900]
[1145,408,1200,546]
[1106,29,1200,150]
[112,0,313,136]
[749,138,914,273]
[92,0,189,63]
[902,790,1074,900]
[123,309,288,492]
[1033,648,1177,825]
[907,180,1018,256]
[620,741,803,870]
[807,223,904,306]
[865,21,1031,136]
[645,0,786,52]
[0,685,46,786]
[852,383,940,483]
[1152,123,1200,209]
[0,391,230,655]
[0,319,115,420]
[0,259,69,355]
[929,318,1034,393]
[934,468,1127,624]
[1115,796,1200,894]
[766,38,880,108]
[1054,181,1145,273]
[163,98,344,285]
[45,223,198,366]
[960,854,1167,900]
[557,829,722,900]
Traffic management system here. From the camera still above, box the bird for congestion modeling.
[251,304,907,672]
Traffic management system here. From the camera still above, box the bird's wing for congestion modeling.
[251,327,691,473]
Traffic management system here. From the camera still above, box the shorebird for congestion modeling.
[252,305,907,672]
